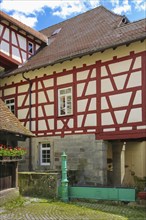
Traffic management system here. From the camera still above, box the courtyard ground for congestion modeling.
[0,197,145,220]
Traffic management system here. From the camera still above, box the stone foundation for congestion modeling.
[21,134,108,186]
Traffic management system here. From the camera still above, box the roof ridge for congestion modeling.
[99,5,124,18]
[40,5,123,32]
[116,17,146,29]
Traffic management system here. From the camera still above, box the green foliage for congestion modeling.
[74,200,146,220]
[4,196,26,210]
[1,197,145,220]
[133,175,146,191]
[18,172,58,199]
[0,144,26,157]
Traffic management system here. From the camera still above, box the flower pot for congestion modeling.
[0,155,22,161]
[3,156,10,160]
[138,191,146,200]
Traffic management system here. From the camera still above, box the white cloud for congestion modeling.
[132,0,146,11]
[113,0,131,14]
[110,0,119,6]
[52,0,101,18]
[87,0,101,8]
[51,1,86,19]
[0,0,103,28]
[0,0,46,15]
[0,0,145,28]
[12,12,37,28]
[0,0,101,27]
[0,0,100,16]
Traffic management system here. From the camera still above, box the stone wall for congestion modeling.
[18,172,59,199]
[20,134,108,186]
[53,135,108,185]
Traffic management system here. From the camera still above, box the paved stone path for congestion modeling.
[0,198,145,220]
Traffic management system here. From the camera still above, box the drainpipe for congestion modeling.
[22,72,33,171]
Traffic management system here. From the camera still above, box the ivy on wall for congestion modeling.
[18,172,59,199]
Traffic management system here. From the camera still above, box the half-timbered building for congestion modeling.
[0,6,146,187]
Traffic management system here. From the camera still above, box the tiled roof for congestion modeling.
[0,11,48,44]
[0,99,34,137]
[1,6,146,76]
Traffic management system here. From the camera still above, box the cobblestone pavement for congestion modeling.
[0,198,145,220]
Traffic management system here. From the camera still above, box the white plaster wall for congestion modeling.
[77,99,87,112]
[3,28,9,41]
[85,114,96,126]
[12,31,17,45]
[109,92,132,108]
[1,41,9,55]
[18,34,26,50]
[85,81,96,95]
[109,59,132,74]
[57,74,73,85]
[77,70,89,81]
[12,46,21,62]
[4,87,15,96]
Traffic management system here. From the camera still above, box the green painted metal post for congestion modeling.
[61,152,69,202]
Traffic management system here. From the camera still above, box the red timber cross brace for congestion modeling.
[1,51,146,140]
[97,51,146,140]
[53,63,99,137]
[0,21,40,68]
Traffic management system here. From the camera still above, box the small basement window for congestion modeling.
[40,143,51,166]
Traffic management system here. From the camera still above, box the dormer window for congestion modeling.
[52,28,62,36]
[28,42,34,54]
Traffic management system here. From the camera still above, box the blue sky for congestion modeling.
[0,0,146,31]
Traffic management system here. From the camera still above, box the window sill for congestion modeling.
[57,114,74,118]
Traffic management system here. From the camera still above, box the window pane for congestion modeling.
[66,88,71,94]
[60,90,65,95]
[58,87,72,116]
[60,96,65,115]
[42,144,47,148]
[67,95,72,114]
[28,42,33,54]
[40,143,51,165]
[5,99,15,114]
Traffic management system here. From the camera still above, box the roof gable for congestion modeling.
[0,11,48,44]
[1,6,146,77]
[0,99,34,137]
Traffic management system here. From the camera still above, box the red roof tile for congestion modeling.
[0,99,34,137]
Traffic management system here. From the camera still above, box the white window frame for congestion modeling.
[40,143,51,166]
[58,87,73,116]
[5,98,15,114]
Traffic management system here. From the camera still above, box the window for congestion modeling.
[40,143,51,165]
[28,42,34,54]
[58,87,72,116]
[52,28,62,36]
[5,98,15,114]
